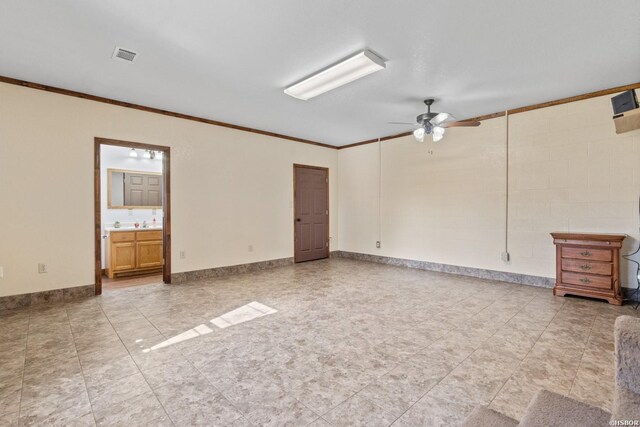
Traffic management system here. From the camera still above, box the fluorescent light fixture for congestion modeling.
[284,50,386,100]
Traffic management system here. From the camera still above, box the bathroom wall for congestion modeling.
[100,145,164,265]
[338,90,640,287]
[0,82,338,297]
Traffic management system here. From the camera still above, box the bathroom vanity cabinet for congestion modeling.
[105,229,163,278]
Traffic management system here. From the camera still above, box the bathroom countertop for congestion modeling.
[105,226,163,232]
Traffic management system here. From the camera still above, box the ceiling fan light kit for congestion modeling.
[284,50,386,101]
[393,99,482,145]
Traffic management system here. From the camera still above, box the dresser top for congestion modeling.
[550,232,626,242]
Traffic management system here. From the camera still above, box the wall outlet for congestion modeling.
[376,241,381,249]
[38,263,48,274]
[501,252,510,262]
[248,245,253,252]
[179,251,186,259]
[0,266,3,279]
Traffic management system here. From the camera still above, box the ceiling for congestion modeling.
[1,1,639,146]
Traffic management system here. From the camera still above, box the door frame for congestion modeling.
[94,137,172,295]
[293,164,329,263]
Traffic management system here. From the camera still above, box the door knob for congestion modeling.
[296,218,301,222]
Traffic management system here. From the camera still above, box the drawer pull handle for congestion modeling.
[580,278,592,284]
[580,251,592,257]
[580,264,592,271]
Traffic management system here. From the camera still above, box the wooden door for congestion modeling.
[294,165,329,262]
[124,172,163,207]
[112,242,136,271]
[136,240,163,269]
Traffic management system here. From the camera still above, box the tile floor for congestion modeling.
[102,273,164,291]
[1,258,638,426]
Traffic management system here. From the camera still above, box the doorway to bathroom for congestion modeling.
[94,137,171,295]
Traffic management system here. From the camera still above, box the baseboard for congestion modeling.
[171,257,295,283]
[0,284,95,312]
[332,250,556,288]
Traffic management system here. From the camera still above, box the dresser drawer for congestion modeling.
[562,272,612,290]
[561,259,612,276]
[136,230,163,241]
[561,247,612,262]
[109,231,135,242]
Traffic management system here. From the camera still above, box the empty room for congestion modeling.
[2,1,640,426]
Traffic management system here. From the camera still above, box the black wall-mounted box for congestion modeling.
[611,90,639,116]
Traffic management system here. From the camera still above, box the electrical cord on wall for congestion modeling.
[505,110,509,258]
[378,137,382,246]
[622,195,640,309]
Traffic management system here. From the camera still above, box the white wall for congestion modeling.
[339,91,640,287]
[0,83,338,297]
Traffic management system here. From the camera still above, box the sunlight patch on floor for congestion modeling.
[145,301,277,352]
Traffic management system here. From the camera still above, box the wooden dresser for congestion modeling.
[105,229,163,278]
[551,232,626,305]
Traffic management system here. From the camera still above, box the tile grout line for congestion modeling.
[64,302,100,426]
[94,301,177,426]
[330,291,537,426]
[16,307,32,423]
[567,311,599,398]
[388,293,546,425]
[133,299,259,425]
[311,286,489,424]
[485,296,566,413]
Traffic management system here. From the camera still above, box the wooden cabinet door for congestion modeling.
[112,242,136,272]
[136,241,163,269]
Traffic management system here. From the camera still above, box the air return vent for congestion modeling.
[112,46,137,62]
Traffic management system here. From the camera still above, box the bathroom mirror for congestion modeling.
[107,169,163,209]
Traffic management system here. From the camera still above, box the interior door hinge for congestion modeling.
[325,178,328,183]
[326,241,329,247]
[325,210,328,215]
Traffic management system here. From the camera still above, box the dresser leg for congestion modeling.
[606,296,623,306]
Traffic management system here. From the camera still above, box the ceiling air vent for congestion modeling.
[112,46,138,62]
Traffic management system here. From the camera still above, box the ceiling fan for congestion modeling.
[390,99,481,142]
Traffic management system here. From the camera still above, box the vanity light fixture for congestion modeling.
[284,50,386,101]
[143,150,151,159]
[129,148,138,158]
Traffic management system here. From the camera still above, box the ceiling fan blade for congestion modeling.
[441,120,481,128]
[387,121,415,125]
[430,112,453,125]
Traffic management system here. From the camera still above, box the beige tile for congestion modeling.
[93,391,169,427]
[324,394,397,427]
[1,259,630,425]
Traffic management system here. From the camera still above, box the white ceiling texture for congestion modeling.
[1,0,639,146]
